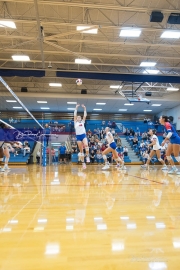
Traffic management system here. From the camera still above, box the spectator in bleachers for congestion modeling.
[96,128,100,137]
[71,142,77,153]
[102,120,106,126]
[142,132,148,140]
[107,152,112,164]
[142,151,149,164]
[132,138,138,149]
[123,146,128,156]
[136,127,140,136]
[116,138,122,148]
[112,121,116,128]
[100,128,105,139]
[87,129,92,139]
[118,151,124,161]
[90,150,95,163]
[130,127,135,136]
[108,121,112,128]
[9,117,13,123]
[23,144,30,157]
[124,128,130,136]
[59,143,67,164]
[128,133,134,141]
[101,144,107,152]
[96,150,103,164]
[144,117,147,123]
[114,133,119,142]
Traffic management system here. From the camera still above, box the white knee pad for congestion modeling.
[103,155,107,160]
[167,156,172,161]
[148,157,151,161]
[115,157,121,162]
[158,158,163,162]
[175,156,180,162]
[85,147,89,152]
[5,157,9,163]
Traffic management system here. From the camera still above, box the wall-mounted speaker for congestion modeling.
[21,87,28,92]
[81,89,87,94]
[168,13,180,24]
[150,11,164,22]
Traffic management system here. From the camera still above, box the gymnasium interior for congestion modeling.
[0,1,180,269]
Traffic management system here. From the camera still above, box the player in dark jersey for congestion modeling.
[159,115,180,174]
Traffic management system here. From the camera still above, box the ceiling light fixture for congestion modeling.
[93,109,102,111]
[110,85,122,89]
[49,83,62,87]
[144,110,152,112]
[119,109,127,111]
[96,103,106,105]
[140,62,156,67]
[167,87,179,91]
[75,58,91,64]
[161,31,180,39]
[0,20,16,29]
[120,29,141,37]
[143,70,160,74]
[67,102,77,104]
[124,103,134,106]
[13,107,22,109]
[12,55,30,61]
[67,108,76,110]
[37,101,47,103]
[6,100,17,103]
[151,104,161,106]
[76,26,98,34]
[41,107,50,110]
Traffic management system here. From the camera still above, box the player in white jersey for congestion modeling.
[101,127,126,170]
[74,104,90,169]
[141,129,168,170]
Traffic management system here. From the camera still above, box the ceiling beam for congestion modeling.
[3,0,180,14]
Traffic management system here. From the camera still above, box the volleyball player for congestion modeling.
[141,129,168,170]
[159,115,180,174]
[102,127,126,170]
[74,104,90,169]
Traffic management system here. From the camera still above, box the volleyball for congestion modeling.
[76,78,82,86]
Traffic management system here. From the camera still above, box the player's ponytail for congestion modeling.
[162,115,169,122]
[152,129,157,135]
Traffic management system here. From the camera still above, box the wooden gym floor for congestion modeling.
[0,164,180,270]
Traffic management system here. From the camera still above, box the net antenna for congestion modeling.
[0,76,44,130]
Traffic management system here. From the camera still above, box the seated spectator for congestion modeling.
[108,121,112,128]
[114,133,119,142]
[136,127,140,136]
[123,146,128,156]
[23,144,30,157]
[96,150,103,164]
[100,128,105,139]
[54,126,58,132]
[107,152,112,163]
[144,117,147,123]
[142,132,148,140]
[102,120,106,126]
[132,138,138,148]
[101,144,107,152]
[9,117,13,123]
[128,133,134,141]
[96,128,100,137]
[130,128,135,136]
[71,142,77,153]
[90,150,95,163]
[112,121,116,128]
[87,129,92,139]
[116,138,122,148]
[140,140,144,148]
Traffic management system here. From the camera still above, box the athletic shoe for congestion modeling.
[102,165,110,170]
[0,168,5,172]
[86,156,90,163]
[161,166,168,171]
[82,163,86,170]
[141,164,148,169]
[168,167,178,174]
[119,165,127,171]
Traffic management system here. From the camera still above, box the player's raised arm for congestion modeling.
[81,104,87,122]
[74,104,80,122]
